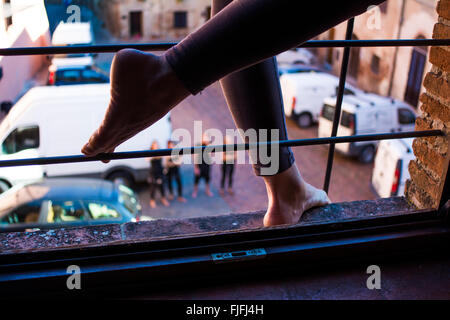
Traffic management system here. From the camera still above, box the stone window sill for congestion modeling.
[0,197,417,256]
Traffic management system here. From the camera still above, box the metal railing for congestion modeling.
[0,17,449,198]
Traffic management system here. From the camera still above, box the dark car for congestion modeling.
[48,65,109,86]
[0,178,143,233]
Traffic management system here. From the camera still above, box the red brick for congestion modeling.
[433,22,450,40]
[412,138,446,176]
[423,72,450,105]
[408,160,441,203]
[415,114,433,131]
[405,179,439,209]
[437,0,450,21]
[429,46,450,73]
[419,92,450,123]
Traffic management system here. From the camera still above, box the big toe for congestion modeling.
[304,189,331,212]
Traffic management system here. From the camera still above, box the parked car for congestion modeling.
[318,95,416,163]
[278,64,322,76]
[0,84,172,193]
[48,64,109,86]
[0,178,146,233]
[372,138,415,198]
[280,72,362,128]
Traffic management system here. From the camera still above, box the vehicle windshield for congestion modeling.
[118,185,141,216]
[54,53,91,59]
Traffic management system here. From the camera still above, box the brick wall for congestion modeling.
[405,0,450,209]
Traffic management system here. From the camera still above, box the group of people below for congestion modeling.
[147,134,236,208]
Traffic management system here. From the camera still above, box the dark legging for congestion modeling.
[166,0,385,176]
[167,166,183,197]
[221,163,234,189]
[149,177,165,200]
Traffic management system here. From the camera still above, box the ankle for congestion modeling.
[263,165,306,204]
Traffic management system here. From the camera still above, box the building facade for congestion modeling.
[99,0,211,41]
[314,0,438,108]
[0,0,50,107]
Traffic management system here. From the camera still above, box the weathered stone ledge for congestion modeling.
[0,197,417,255]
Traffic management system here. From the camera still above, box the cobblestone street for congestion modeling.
[138,83,377,219]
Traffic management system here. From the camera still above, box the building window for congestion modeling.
[370,54,380,74]
[174,11,187,29]
[129,11,143,37]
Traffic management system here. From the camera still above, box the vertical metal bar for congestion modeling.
[323,18,355,192]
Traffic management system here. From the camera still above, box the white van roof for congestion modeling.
[0,84,110,136]
[52,22,93,46]
[323,94,412,114]
[281,72,338,85]
[281,72,362,93]
[381,138,414,158]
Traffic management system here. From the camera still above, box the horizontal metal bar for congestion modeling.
[0,130,442,168]
[0,39,449,56]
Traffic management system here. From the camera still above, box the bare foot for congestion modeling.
[227,188,234,195]
[81,49,190,160]
[161,197,170,207]
[167,194,174,201]
[262,165,330,227]
[219,188,225,196]
[192,187,198,198]
[205,186,213,197]
[177,196,187,203]
[149,200,156,208]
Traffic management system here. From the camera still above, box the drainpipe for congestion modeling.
[388,0,406,97]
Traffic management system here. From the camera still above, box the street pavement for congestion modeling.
[41,4,377,220]
[137,83,377,219]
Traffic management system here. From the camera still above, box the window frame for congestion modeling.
[0,21,449,297]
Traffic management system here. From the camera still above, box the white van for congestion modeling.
[280,72,362,127]
[50,22,95,67]
[318,95,416,163]
[0,84,172,192]
[52,21,94,46]
[372,138,415,198]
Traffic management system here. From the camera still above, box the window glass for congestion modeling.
[174,11,187,28]
[48,200,86,223]
[0,201,42,225]
[81,69,103,82]
[398,108,416,124]
[118,185,141,216]
[340,111,355,128]
[2,126,39,155]
[322,104,335,121]
[86,202,120,220]
[57,70,80,83]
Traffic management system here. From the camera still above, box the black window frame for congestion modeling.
[0,19,448,297]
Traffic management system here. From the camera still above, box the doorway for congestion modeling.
[130,11,143,38]
[404,45,427,107]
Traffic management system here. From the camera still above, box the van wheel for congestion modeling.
[297,112,313,128]
[358,146,375,163]
[107,171,134,188]
[0,180,11,194]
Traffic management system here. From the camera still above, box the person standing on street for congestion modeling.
[165,140,187,203]
[148,140,170,208]
[220,135,237,195]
